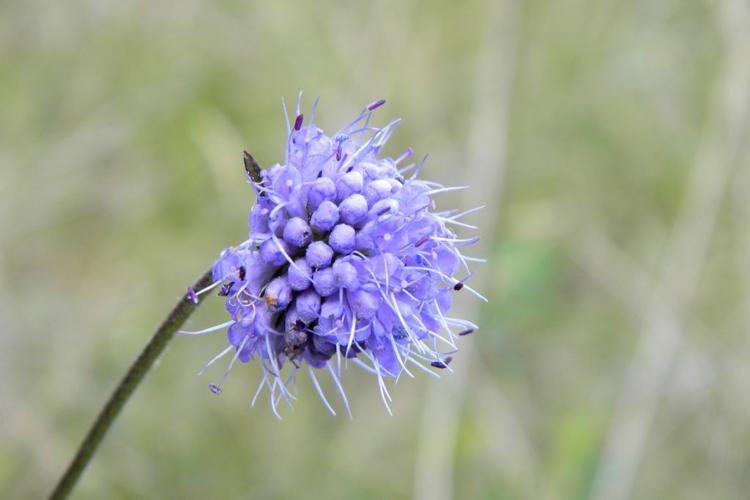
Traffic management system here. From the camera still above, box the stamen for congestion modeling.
[388,334,414,378]
[195,280,223,296]
[186,287,198,304]
[373,361,393,415]
[251,372,268,407]
[345,316,358,357]
[198,345,234,376]
[458,328,475,336]
[308,365,336,416]
[281,96,291,135]
[178,320,235,336]
[327,362,352,419]
[306,96,320,143]
[408,154,429,180]
[208,336,249,394]
[394,147,413,166]
[426,185,470,196]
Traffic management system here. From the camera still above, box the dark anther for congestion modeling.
[238,266,246,281]
[294,113,304,131]
[458,328,474,336]
[208,384,223,395]
[453,273,473,291]
[377,206,391,216]
[186,287,198,304]
[431,356,453,369]
[415,236,430,247]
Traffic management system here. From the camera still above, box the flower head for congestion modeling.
[184,95,484,417]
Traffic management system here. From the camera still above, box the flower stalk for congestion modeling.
[49,269,214,500]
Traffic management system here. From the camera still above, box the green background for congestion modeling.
[2,0,749,498]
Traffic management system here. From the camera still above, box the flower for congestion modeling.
[182,94,484,417]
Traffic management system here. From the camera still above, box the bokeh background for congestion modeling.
[2,0,750,498]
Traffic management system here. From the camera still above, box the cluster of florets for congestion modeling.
[185,96,482,417]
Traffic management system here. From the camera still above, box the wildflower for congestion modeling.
[181,94,484,417]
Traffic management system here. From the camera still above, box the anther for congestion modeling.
[186,287,198,304]
[458,328,474,336]
[415,235,430,247]
[366,99,386,111]
[208,383,223,395]
[239,266,246,281]
[294,113,304,131]
[453,273,473,291]
[431,356,453,369]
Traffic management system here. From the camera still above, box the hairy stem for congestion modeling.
[49,268,214,500]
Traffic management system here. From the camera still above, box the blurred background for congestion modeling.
[2,0,749,498]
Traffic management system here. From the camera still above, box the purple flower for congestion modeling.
[182,94,484,417]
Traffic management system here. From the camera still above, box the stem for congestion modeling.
[49,268,215,500]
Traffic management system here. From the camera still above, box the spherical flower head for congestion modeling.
[194,94,483,417]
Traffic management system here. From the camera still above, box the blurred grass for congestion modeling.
[1,0,748,499]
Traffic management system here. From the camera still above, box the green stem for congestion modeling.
[49,268,214,500]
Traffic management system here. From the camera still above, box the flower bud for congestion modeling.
[287,258,312,291]
[307,176,336,210]
[264,276,292,311]
[363,179,393,205]
[310,200,339,233]
[283,217,312,248]
[313,267,337,297]
[339,194,368,226]
[259,237,289,266]
[329,224,356,254]
[296,289,322,323]
[333,259,358,288]
[336,170,363,200]
[306,241,334,268]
